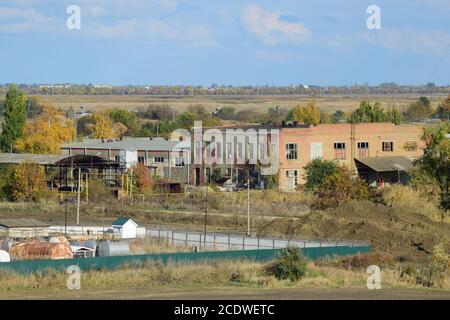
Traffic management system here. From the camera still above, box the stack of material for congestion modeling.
[49,236,70,245]
[9,242,73,260]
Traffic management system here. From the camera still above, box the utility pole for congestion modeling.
[204,185,208,248]
[247,178,250,236]
[76,168,81,226]
[65,197,68,236]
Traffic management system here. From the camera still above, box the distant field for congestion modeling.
[17,94,447,113]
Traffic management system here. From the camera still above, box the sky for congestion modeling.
[0,0,449,86]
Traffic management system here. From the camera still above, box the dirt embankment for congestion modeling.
[257,200,450,262]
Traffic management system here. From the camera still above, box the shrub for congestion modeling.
[265,247,308,281]
[314,166,370,208]
[303,159,338,190]
[429,243,450,288]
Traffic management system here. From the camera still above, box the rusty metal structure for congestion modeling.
[9,242,73,260]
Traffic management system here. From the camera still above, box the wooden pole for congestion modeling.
[76,168,81,225]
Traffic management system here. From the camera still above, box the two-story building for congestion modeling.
[278,123,424,190]
[61,137,190,183]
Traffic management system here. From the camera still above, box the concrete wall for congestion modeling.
[278,123,424,189]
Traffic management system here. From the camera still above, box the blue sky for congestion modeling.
[0,0,449,86]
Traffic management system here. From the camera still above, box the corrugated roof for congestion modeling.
[111,217,132,226]
[62,138,190,151]
[0,218,50,228]
[0,153,66,165]
[355,156,414,172]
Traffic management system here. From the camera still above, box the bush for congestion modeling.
[303,159,338,190]
[265,247,308,281]
[429,243,450,288]
[314,166,371,208]
[10,162,48,202]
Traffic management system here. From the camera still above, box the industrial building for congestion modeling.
[61,137,190,184]
[0,218,50,238]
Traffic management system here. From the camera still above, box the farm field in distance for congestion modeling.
[15,94,447,113]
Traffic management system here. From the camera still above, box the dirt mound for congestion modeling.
[257,200,450,262]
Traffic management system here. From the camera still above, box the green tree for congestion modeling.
[109,108,138,135]
[217,106,235,120]
[349,101,388,124]
[433,95,450,121]
[414,124,450,217]
[404,96,433,122]
[0,84,27,152]
[303,159,338,190]
[331,110,346,123]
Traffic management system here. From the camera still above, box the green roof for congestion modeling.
[111,217,132,226]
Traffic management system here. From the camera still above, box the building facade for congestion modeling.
[278,123,424,190]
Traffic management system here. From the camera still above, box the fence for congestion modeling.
[0,246,371,275]
[49,226,147,239]
[146,228,370,251]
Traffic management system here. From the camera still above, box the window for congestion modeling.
[226,168,232,176]
[237,143,243,159]
[194,141,201,158]
[285,170,298,186]
[138,156,145,164]
[248,143,254,161]
[154,156,164,163]
[357,142,369,158]
[334,142,346,159]
[286,143,297,160]
[114,155,121,163]
[175,157,184,167]
[404,141,418,152]
[382,141,394,152]
[215,142,222,160]
[226,142,233,159]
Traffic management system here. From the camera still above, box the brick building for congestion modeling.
[278,123,424,190]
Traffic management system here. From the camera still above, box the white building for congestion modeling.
[111,217,138,239]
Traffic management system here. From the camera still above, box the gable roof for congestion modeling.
[0,218,50,228]
[111,217,136,226]
[355,156,414,172]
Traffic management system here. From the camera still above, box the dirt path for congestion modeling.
[2,286,449,300]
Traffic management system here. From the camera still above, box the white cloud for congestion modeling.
[363,28,450,55]
[241,4,311,45]
[0,7,60,33]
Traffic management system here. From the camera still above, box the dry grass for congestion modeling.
[1,258,448,294]
[30,94,445,113]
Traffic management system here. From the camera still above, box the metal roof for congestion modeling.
[0,218,50,228]
[111,217,136,226]
[355,156,414,172]
[62,137,190,151]
[0,153,120,168]
[0,153,66,165]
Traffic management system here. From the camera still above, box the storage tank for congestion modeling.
[0,250,10,263]
[9,242,73,260]
[0,239,13,252]
[97,241,130,257]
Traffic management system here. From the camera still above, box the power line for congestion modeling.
[427,42,450,84]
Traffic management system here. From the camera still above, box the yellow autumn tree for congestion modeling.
[10,162,48,202]
[91,111,128,139]
[291,100,321,125]
[15,103,76,154]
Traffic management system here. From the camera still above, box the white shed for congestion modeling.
[111,217,138,239]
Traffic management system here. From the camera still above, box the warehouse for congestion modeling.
[0,218,50,238]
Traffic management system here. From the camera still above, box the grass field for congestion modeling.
[23,94,447,113]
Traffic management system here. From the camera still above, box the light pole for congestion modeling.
[247,178,250,236]
[204,184,208,248]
